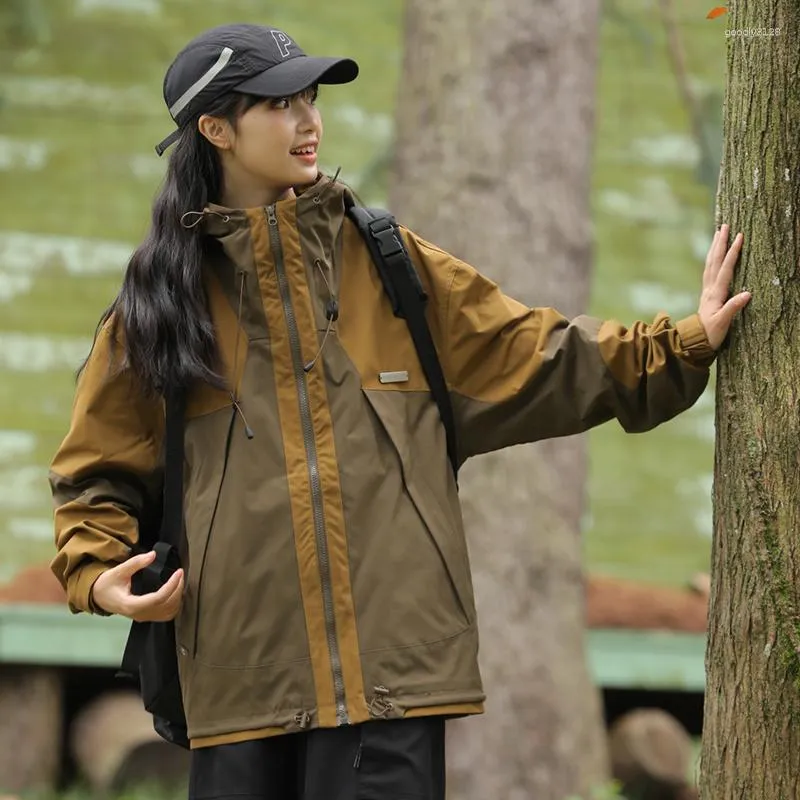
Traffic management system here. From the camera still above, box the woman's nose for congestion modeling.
[296,104,321,134]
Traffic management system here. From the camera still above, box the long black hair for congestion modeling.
[98,92,261,397]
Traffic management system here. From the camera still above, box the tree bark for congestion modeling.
[701,3,800,798]
[390,2,607,798]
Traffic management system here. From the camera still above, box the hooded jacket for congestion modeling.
[50,176,716,747]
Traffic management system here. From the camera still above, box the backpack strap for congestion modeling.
[346,204,459,481]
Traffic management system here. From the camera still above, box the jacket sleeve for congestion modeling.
[401,229,716,462]
[49,323,164,614]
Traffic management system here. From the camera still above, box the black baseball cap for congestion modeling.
[155,24,359,156]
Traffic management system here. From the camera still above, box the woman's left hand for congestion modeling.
[698,223,751,350]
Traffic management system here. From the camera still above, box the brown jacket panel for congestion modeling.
[50,325,163,613]
[398,231,713,458]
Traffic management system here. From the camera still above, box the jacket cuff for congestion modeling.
[676,314,716,368]
[69,561,113,616]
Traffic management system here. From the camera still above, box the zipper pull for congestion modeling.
[353,740,362,769]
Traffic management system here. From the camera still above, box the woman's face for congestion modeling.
[213,86,323,204]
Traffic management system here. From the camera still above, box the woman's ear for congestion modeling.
[198,115,232,150]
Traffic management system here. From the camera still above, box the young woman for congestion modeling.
[50,23,749,800]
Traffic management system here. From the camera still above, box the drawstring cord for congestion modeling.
[231,396,254,439]
[303,258,339,373]
[303,313,336,373]
[230,270,254,439]
[179,210,252,436]
[180,209,231,229]
[178,208,254,435]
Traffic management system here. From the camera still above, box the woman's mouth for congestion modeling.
[290,144,317,165]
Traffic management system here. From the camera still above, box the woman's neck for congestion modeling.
[219,181,291,210]
[218,158,293,209]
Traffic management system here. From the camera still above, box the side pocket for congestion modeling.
[361,388,472,627]
[190,407,238,658]
[179,405,238,658]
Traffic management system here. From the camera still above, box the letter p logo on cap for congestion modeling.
[271,30,293,58]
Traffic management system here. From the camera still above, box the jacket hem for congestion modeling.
[186,687,486,744]
[188,699,486,749]
[189,701,486,749]
[403,701,484,719]
[190,725,286,749]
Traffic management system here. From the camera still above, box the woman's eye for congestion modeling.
[268,90,317,110]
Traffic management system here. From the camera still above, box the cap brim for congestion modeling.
[234,55,358,98]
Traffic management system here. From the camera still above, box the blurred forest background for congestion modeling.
[0,0,727,588]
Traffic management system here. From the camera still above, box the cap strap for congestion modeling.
[154,128,182,157]
[169,46,234,119]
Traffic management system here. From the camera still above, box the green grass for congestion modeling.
[0,0,729,588]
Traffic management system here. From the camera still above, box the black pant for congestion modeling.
[188,717,446,800]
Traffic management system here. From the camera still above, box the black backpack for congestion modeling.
[119,206,458,748]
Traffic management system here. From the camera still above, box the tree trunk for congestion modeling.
[701,3,800,798]
[390,2,607,798]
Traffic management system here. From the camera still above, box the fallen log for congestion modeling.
[69,690,190,792]
[0,666,62,793]
[608,708,695,800]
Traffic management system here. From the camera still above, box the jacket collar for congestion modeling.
[199,173,349,240]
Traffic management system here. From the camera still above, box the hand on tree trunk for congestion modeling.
[697,223,751,349]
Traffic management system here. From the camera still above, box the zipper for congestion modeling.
[192,407,238,657]
[265,205,349,726]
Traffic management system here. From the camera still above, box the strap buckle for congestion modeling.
[368,219,404,259]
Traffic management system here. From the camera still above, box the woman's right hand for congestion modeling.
[91,550,184,621]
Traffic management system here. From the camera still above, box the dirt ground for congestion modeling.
[0,564,709,632]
